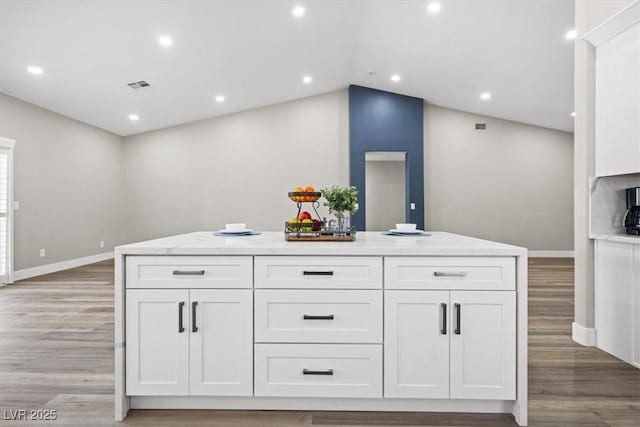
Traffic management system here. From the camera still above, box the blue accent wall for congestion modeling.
[349,85,424,230]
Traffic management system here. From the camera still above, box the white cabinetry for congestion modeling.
[384,290,449,398]
[595,240,640,368]
[254,344,382,398]
[384,290,516,400]
[449,291,516,399]
[126,289,190,395]
[189,289,253,395]
[125,257,253,397]
[595,21,640,177]
[115,236,526,425]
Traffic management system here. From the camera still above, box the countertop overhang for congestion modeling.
[115,231,527,257]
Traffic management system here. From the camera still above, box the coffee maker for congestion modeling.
[624,187,640,235]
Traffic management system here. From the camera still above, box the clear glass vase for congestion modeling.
[333,211,350,236]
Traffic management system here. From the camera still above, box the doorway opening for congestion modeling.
[364,151,407,231]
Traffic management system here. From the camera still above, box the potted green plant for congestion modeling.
[320,185,358,234]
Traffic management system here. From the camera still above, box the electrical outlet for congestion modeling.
[39,248,46,257]
[99,241,105,248]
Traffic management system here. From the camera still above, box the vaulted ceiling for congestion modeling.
[0,0,574,136]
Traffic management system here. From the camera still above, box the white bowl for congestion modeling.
[395,223,416,232]
[225,223,247,231]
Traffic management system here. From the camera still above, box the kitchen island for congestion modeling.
[114,231,528,425]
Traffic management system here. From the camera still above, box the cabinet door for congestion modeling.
[189,289,253,396]
[126,289,189,395]
[595,22,640,177]
[450,291,515,400]
[384,290,449,398]
[596,240,635,364]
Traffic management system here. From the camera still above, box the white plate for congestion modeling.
[389,229,425,234]
[218,229,253,234]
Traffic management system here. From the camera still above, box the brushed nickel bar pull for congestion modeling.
[434,271,467,277]
[302,271,334,276]
[173,270,205,276]
[303,314,335,320]
[303,369,334,376]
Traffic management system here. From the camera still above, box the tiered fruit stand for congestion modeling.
[285,191,356,241]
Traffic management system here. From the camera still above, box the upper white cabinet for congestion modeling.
[595,21,640,177]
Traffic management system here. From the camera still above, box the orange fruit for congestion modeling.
[294,186,304,193]
[304,185,315,193]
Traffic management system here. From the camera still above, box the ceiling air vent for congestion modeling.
[475,123,487,130]
[127,80,151,89]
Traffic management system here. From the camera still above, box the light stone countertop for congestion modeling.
[591,232,640,245]
[115,231,527,257]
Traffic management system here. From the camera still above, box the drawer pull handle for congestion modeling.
[454,303,461,335]
[303,314,335,320]
[178,302,185,333]
[440,303,447,335]
[303,270,334,276]
[303,369,334,376]
[173,270,205,276]
[192,301,198,333]
[434,271,467,278]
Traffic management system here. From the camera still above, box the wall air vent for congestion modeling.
[127,81,151,89]
[475,123,487,130]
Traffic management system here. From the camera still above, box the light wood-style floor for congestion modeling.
[0,258,639,426]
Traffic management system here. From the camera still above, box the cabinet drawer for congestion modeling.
[255,257,382,289]
[126,256,253,289]
[254,344,382,398]
[255,290,382,343]
[385,257,515,290]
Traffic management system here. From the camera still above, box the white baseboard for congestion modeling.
[13,251,114,282]
[529,250,574,258]
[572,322,596,347]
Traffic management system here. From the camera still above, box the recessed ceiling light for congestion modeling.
[565,29,577,40]
[571,111,576,117]
[157,35,173,47]
[390,74,401,83]
[26,65,44,75]
[302,75,313,84]
[427,2,442,14]
[215,95,225,103]
[480,92,492,100]
[128,114,140,122]
[292,6,305,18]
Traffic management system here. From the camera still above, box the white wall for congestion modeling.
[425,104,574,251]
[0,93,124,270]
[123,91,349,243]
[0,86,576,273]
[123,92,574,250]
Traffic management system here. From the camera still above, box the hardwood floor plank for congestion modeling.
[0,258,639,426]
